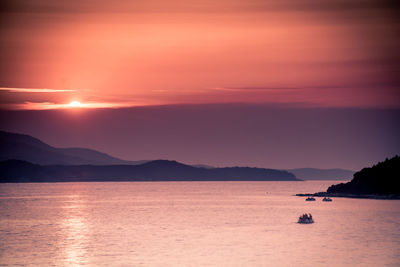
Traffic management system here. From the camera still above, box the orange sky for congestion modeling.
[0,1,399,169]
[0,0,399,109]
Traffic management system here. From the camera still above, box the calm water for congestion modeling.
[0,181,399,267]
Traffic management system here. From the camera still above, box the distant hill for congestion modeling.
[327,156,400,195]
[0,159,299,182]
[0,130,146,165]
[191,165,355,179]
[287,168,354,180]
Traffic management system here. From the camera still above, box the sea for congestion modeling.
[0,181,399,267]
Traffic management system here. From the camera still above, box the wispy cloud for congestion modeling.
[208,87,304,92]
[0,87,163,110]
[1,0,397,16]
[0,87,77,93]
[0,101,143,110]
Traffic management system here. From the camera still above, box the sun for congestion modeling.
[68,101,82,107]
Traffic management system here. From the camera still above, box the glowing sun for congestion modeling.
[68,101,82,107]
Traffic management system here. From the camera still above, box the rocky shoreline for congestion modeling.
[296,192,400,200]
[296,156,400,200]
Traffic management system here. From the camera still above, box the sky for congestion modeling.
[1,104,399,170]
[0,0,399,169]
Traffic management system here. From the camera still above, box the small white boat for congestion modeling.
[305,197,316,201]
[298,214,314,224]
[322,197,332,202]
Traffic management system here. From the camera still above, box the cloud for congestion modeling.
[208,87,304,92]
[0,87,76,93]
[1,0,398,15]
[0,87,160,110]
[0,1,398,110]
[0,101,141,110]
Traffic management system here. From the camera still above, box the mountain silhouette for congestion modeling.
[297,156,400,199]
[0,130,146,165]
[0,130,298,182]
[327,156,400,195]
[0,159,298,182]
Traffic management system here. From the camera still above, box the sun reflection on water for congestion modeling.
[61,197,90,266]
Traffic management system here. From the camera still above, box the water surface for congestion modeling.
[0,181,399,266]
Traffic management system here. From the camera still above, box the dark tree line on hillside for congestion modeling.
[0,159,298,182]
[327,156,400,195]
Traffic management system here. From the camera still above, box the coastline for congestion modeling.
[296,192,400,200]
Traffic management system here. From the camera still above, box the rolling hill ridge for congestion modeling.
[0,130,146,165]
